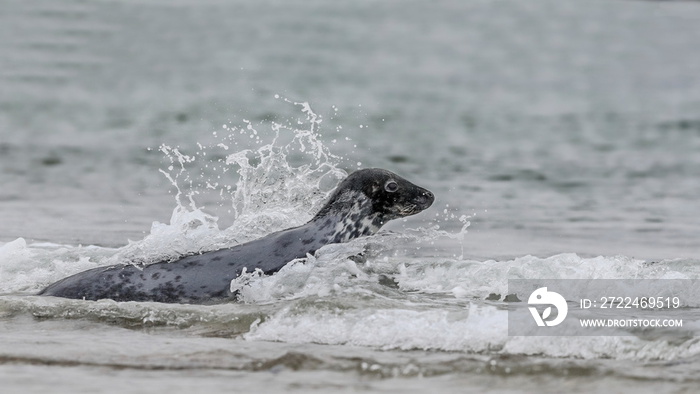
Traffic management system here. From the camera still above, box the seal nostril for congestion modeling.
[416,190,434,208]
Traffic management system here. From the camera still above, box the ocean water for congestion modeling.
[2,0,700,393]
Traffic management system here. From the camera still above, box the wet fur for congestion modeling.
[40,168,434,304]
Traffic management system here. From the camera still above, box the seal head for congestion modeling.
[40,168,434,303]
[313,168,434,243]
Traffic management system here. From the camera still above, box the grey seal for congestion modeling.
[39,168,434,304]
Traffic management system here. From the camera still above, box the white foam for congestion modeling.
[240,249,700,360]
[395,253,700,299]
[0,238,113,293]
[246,299,700,361]
[246,302,506,352]
[232,240,372,304]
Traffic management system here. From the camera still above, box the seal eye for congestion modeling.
[384,180,399,193]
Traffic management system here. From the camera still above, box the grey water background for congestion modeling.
[2,0,698,260]
[1,0,700,393]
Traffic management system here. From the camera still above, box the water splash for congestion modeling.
[0,238,114,294]
[112,99,349,265]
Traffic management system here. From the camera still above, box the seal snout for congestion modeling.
[415,189,435,210]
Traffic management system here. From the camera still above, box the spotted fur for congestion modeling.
[40,168,434,304]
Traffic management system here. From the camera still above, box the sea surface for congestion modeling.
[1,0,700,393]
